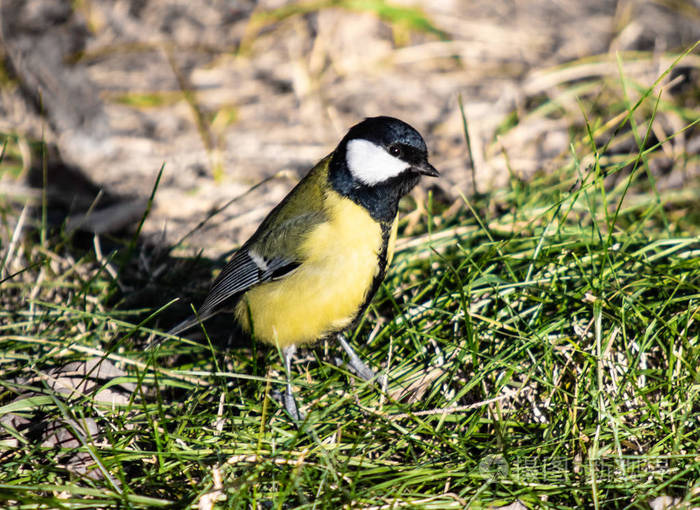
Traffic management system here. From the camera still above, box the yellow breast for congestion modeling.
[235,191,386,348]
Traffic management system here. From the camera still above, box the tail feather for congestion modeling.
[148,310,219,350]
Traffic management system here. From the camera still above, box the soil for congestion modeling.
[1,0,698,255]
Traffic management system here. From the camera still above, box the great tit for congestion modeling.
[168,116,438,419]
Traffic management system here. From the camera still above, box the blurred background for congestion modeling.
[1,0,698,255]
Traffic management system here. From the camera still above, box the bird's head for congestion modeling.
[337,116,439,187]
[329,116,438,222]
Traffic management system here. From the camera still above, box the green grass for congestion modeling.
[1,50,699,508]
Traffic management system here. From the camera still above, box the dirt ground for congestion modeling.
[1,0,698,256]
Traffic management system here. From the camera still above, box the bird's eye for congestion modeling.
[388,145,401,157]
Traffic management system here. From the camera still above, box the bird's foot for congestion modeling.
[336,334,384,384]
[283,387,305,421]
[271,388,306,421]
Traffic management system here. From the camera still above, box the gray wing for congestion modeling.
[200,248,298,317]
[165,171,328,338]
[167,248,298,336]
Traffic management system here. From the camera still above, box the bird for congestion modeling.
[166,116,438,419]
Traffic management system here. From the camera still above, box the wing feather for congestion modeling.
[167,249,298,336]
[165,156,331,338]
[198,249,297,316]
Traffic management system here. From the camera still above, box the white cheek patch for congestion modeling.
[345,139,409,185]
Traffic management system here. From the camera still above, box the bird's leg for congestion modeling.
[281,345,303,421]
[336,333,377,381]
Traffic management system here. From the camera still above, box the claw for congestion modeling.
[282,345,305,421]
[336,334,377,381]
